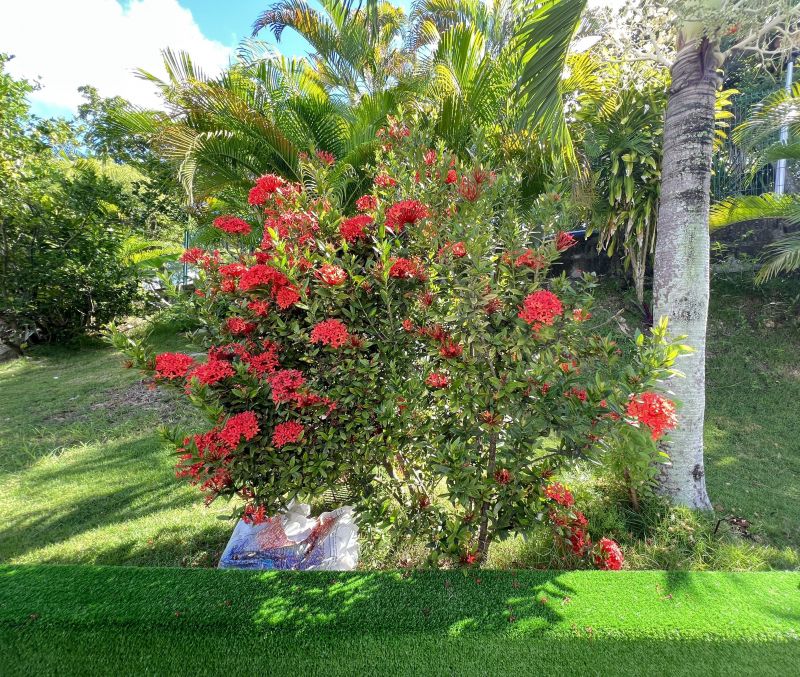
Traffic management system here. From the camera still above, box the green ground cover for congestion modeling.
[0,278,798,569]
[1,565,798,676]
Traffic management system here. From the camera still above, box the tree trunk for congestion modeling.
[653,35,722,510]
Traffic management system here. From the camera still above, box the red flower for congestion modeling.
[310,319,350,348]
[566,387,588,402]
[226,317,256,335]
[572,308,592,322]
[626,392,677,440]
[248,300,271,317]
[248,174,287,206]
[461,551,478,565]
[518,290,563,330]
[218,411,260,448]
[426,372,449,389]
[213,215,252,235]
[389,257,426,280]
[275,285,300,309]
[180,247,206,264]
[594,538,624,570]
[243,504,268,525]
[445,169,458,184]
[556,231,577,252]
[544,482,574,507]
[355,194,378,211]
[218,263,247,279]
[315,150,335,165]
[340,214,374,243]
[459,177,480,202]
[423,149,437,165]
[494,469,512,485]
[267,369,305,403]
[419,291,434,307]
[239,265,289,292]
[451,242,467,258]
[402,318,415,332]
[245,347,280,377]
[315,263,348,286]
[484,298,502,314]
[374,173,397,188]
[385,200,429,234]
[515,249,546,270]
[439,340,463,359]
[272,421,304,448]
[188,359,235,386]
[155,352,194,380]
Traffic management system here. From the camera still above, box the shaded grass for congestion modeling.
[703,277,800,548]
[0,332,233,567]
[0,565,798,676]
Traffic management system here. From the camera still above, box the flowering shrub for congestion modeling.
[111,121,686,567]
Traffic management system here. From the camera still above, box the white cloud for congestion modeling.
[0,0,232,112]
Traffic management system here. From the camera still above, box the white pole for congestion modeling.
[775,58,794,195]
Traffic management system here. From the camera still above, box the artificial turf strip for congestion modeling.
[0,566,798,676]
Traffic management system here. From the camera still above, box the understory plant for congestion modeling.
[110,120,686,568]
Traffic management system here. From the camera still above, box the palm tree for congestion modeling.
[710,82,800,283]
[252,0,414,104]
[113,48,404,201]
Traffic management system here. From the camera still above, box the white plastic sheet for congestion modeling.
[219,501,358,570]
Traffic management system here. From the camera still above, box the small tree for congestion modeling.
[112,122,685,566]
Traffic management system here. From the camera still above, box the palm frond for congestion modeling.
[515,0,588,164]
[709,193,800,231]
[756,233,800,283]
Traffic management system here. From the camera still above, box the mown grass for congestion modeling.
[1,565,798,676]
[0,277,798,570]
[0,331,234,567]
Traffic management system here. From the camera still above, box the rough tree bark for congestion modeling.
[653,32,723,510]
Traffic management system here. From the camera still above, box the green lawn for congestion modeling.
[0,333,234,567]
[0,278,798,569]
[1,565,798,676]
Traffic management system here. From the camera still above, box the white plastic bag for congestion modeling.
[218,501,359,570]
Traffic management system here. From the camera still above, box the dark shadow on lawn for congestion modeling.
[0,483,199,560]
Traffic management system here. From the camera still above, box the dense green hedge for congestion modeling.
[1,565,798,675]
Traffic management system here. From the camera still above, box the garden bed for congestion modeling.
[1,564,798,676]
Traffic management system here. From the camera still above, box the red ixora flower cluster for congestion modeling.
[426,372,449,389]
[315,263,348,286]
[355,194,378,211]
[155,352,194,380]
[340,214,374,243]
[514,248,546,270]
[248,173,288,206]
[556,231,578,252]
[187,358,235,386]
[388,257,426,281]
[315,150,335,166]
[626,392,677,440]
[385,200,429,234]
[543,483,624,569]
[213,215,252,235]
[310,319,350,348]
[544,482,575,507]
[225,317,256,335]
[175,410,260,504]
[518,290,564,331]
[272,421,304,448]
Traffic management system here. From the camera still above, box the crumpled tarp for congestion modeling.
[218,501,358,570]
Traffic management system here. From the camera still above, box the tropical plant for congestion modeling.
[710,82,800,283]
[252,0,414,103]
[109,125,685,567]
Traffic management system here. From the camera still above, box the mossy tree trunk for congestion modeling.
[653,31,723,510]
